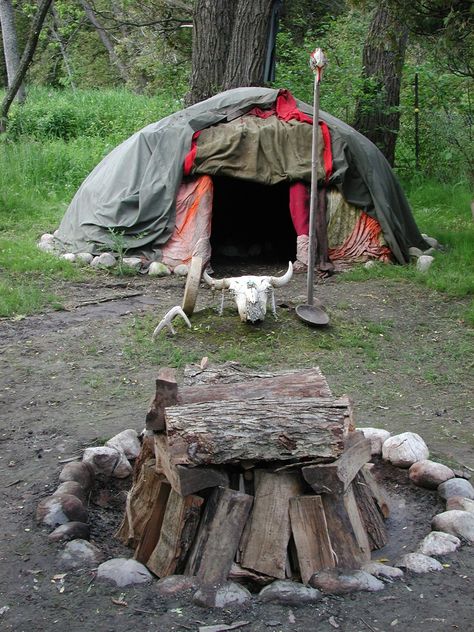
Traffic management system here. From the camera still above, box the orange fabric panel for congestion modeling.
[329,212,392,263]
[161,175,213,269]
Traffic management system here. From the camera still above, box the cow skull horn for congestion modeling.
[270,261,293,287]
[202,270,230,290]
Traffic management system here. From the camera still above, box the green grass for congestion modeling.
[123,308,393,370]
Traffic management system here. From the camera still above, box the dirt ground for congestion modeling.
[1,267,473,632]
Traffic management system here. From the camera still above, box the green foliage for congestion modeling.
[5,86,181,142]
[0,87,180,317]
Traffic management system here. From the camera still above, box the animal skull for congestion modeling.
[202,262,293,323]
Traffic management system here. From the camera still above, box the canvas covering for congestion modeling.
[55,87,428,264]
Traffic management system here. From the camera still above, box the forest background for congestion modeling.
[0,0,472,319]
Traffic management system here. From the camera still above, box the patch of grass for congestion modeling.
[0,280,63,317]
[123,308,394,370]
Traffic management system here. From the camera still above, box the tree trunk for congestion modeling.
[186,0,274,105]
[186,0,237,105]
[353,0,408,166]
[222,0,274,90]
[0,0,53,133]
[0,0,26,102]
[78,0,129,84]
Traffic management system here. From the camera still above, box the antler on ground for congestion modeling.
[152,306,192,338]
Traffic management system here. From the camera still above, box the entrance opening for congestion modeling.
[210,177,296,264]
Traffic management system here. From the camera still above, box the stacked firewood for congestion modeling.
[117,364,389,586]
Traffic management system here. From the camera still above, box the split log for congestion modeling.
[302,436,371,495]
[185,486,253,584]
[360,464,390,518]
[149,367,332,430]
[321,487,370,569]
[353,472,388,550]
[134,480,171,563]
[146,367,178,431]
[146,490,203,577]
[154,434,229,496]
[115,459,165,548]
[289,496,335,583]
[241,471,303,579]
[165,397,352,466]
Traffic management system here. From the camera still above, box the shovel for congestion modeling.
[296,48,329,326]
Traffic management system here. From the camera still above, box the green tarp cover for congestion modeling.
[56,87,427,263]
[192,115,326,184]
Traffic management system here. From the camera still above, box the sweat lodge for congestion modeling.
[54,87,429,270]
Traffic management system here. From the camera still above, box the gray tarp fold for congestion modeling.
[56,87,427,263]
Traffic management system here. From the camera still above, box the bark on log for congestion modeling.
[149,367,332,431]
[165,397,352,466]
[353,472,388,550]
[359,464,390,519]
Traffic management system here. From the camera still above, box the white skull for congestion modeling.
[203,262,293,323]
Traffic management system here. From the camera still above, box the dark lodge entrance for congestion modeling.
[210,176,297,264]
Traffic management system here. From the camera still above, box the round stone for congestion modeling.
[106,429,141,460]
[53,481,87,503]
[431,510,474,544]
[259,580,322,604]
[382,432,429,468]
[60,253,76,262]
[446,496,474,513]
[408,459,455,489]
[357,427,391,456]
[193,582,251,608]
[36,494,88,527]
[309,569,384,594]
[97,558,153,587]
[76,252,93,264]
[417,531,461,556]
[416,255,434,272]
[438,478,474,500]
[148,262,171,276]
[397,553,443,573]
[361,562,404,580]
[156,575,198,596]
[59,461,95,490]
[59,539,102,570]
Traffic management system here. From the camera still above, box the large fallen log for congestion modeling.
[146,367,332,431]
[164,397,352,466]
